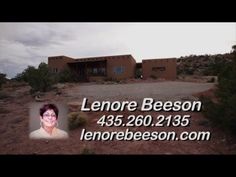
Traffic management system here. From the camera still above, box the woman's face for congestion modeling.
[41,109,57,128]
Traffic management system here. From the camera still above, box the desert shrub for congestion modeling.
[68,112,88,130]
[200,96,223,124]
[56,69,79,83]
[203,59,226,76]
[0,73,7,89]
[201,48,236,135]
[14,73,24,82]
[177,68,183,75]
[14,66,36,82]
[207,77,215,83]
[202,69,211,76]
[198,120,210,127]
[202,94,236,135]
[14,63,54,93]
[185,68,194,75]
[81,147,95,154]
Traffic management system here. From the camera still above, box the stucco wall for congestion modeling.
[142,58,176,80]
[48,56,74,73]
[106,55,136,80]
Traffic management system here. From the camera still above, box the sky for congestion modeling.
[0,23,235,78]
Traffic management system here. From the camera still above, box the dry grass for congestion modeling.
[68,111,88,130]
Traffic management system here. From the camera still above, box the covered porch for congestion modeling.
[68,59,107,82]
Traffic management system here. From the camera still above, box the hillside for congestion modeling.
[177,53,235,76]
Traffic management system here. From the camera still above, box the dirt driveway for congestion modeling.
[65,81,215,102]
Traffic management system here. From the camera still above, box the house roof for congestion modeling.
[68,54,133,64]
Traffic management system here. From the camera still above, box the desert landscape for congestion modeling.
[0,79,236,154]
[0,23,235,154]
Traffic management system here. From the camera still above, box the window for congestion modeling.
[99,67,106,75]
[87,67,106,76]
[113,66,124,75]
[93,68,98,74]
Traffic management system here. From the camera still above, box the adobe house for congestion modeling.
[48,54,176,81]
[48,55,136,81]
[142,58,177,80]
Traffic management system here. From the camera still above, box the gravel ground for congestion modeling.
[65,81,215,103]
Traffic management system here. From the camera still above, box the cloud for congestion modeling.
[0,23,80,78]
[1,24,74,47]
[0,59,27,79]
[0,23,235,78]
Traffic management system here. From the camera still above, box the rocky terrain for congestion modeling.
[177,53,234,76]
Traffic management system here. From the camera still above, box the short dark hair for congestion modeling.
[40,104,59,119]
